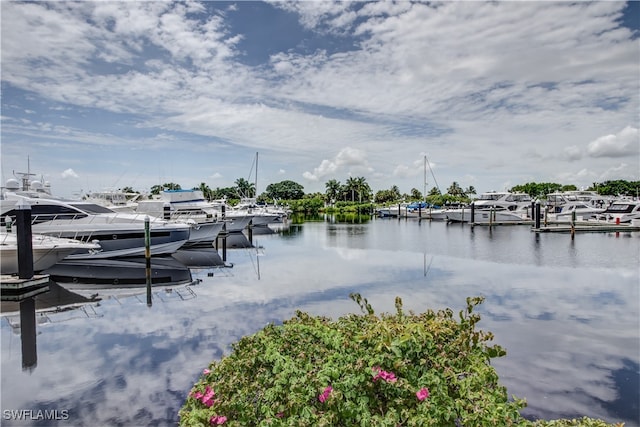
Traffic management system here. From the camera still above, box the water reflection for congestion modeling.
[1,221,638,426]
[19,298,37,371]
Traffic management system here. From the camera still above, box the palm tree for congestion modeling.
[354,177,371,203]
[197,182,213,201]
[447,182,464,197]
[235,178,255,198]
[345,177,358,202]
[390,185,401,200]
[465,186,476,197]
[325,179,341,205]
[344,176,371,203]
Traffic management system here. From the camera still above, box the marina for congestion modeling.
[0,216,638,426]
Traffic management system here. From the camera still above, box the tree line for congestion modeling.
[122,178,639,208]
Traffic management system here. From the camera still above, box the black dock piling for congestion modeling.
[15,200,34,279]
[470,202,475,227]
[145,216,152,307]
[535,200,541,229]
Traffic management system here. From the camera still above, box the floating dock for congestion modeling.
[532,222,640,233]
[1,275,50,301]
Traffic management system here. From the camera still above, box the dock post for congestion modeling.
[571,210,576,240]
[145,216,152,307]
[398,203,401,220]
[535,200,541,229]
[470,202,475,227]
[222,224,227,262]
[15,200,34,279]
[418,204,422,224]
[530,201,535,220]
[248,219,253,244]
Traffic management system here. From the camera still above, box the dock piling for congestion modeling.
[15,200,34,280]
[470,202,475,227]
[145,216,152,306]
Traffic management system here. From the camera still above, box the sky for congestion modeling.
[1,1,639,199]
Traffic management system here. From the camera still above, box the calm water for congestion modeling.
[1,217,639,426]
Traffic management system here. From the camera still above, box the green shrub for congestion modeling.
[179,296,623,427]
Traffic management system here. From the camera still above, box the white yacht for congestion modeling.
[83,190,141,212]
[596,200,640,223]
[445,192,533,223]
[135,190,252,233]
[547,202,605,222]
[545,191,612,213]
[1,192,191,259]
[232,198,284,226]
[81,189,222,245]
[0,231,100,275]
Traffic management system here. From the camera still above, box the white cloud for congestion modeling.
[303,147,372,182]
[61,168,79,179]
[587,126,639,158]
[0,1,637,197]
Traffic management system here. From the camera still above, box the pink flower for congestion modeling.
[191,390,204,400]
[416,387,430,401]
[318,386,333,403]
[210,415,227,425]
[203,368,211,375]
[372,367,397,383]
[276,412,284,418]
[201,386,216,407]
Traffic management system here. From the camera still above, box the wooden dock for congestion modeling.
[532,222,640,233]
[1,275,50,301]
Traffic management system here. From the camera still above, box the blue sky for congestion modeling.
[1,1,638,198]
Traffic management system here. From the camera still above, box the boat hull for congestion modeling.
[32,223,190,259]
[0,233,99,275]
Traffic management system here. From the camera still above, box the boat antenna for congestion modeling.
[13,156,37,191]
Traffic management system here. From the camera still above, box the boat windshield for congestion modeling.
[70,203,116,214]
[478,194,504,201]
[605,204,635,213]
[506,194,531,202]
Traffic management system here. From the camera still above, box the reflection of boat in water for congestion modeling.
[171,247,226,268]
[0,281,98,315]
[221,232,254,249]
[43,256,193,288]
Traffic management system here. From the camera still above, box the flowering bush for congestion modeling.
[179,295,622,426]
